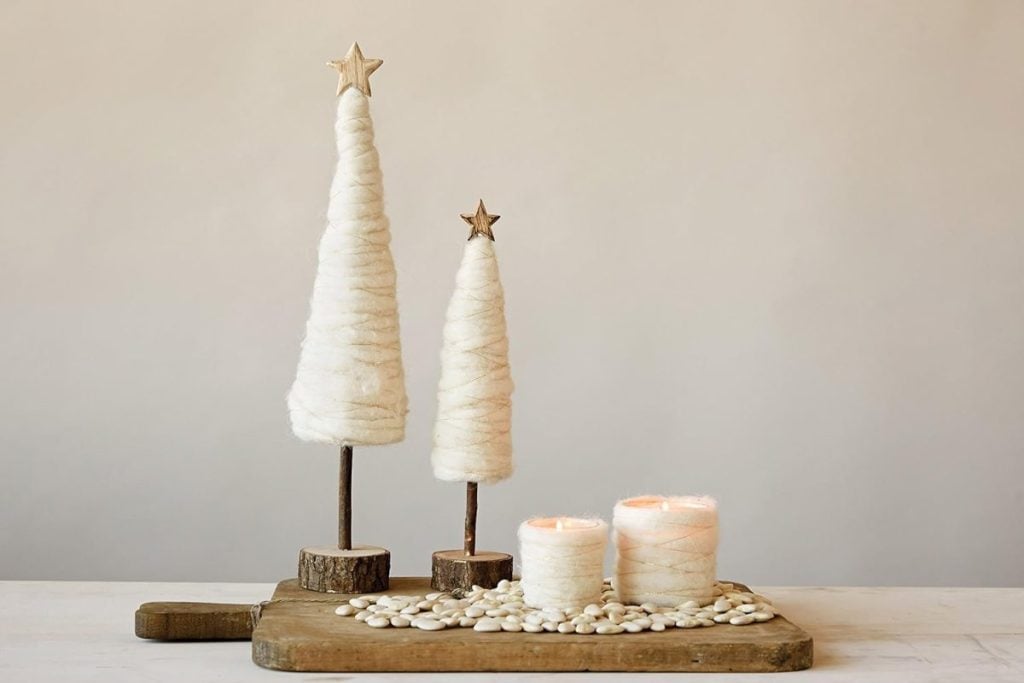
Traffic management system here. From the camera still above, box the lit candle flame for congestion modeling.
[556,518,565,531]
[660,500,670,512]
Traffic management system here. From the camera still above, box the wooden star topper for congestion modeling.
[461,200,500,241]
[326,42,383,97]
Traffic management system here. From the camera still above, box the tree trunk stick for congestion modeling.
[465,481,478,556]
[339,445,353,551]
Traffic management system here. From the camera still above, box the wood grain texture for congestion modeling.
[297,545,389,594]
[431,550,513,592]
[461,199,499,241]
[135,602,254,641]
[252,578,813,673]
[326,42,382,97]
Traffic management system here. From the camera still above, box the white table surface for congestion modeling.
[1,581,1022,682]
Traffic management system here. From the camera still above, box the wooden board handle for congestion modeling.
[135,601,255,641]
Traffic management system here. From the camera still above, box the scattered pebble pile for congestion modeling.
[333,579,777,634]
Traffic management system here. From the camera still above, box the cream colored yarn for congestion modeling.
[431,236,513,484]
[613,496,719,607]
[287,88,408,446]
[519,518,608,609]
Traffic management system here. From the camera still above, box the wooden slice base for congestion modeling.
[431,549,513,592]
[298,545,390,594]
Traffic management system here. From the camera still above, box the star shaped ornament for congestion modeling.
[461,200,500,241]
[327,42,383,97]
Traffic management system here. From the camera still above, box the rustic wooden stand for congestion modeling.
[432,549,513,592]
[298,445,391,593]
[298,544,390,594]
[431,482,513,591]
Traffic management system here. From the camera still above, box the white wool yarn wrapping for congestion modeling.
[431,236,513,484]
[613,496,719,607]
[519,518,608,609]
[287,88,408,446]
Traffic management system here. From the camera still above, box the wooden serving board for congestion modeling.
[251,578,813,673]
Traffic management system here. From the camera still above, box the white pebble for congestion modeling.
[575,622,596,634]
[730,615,755,625]
[650,622,667,632]
[501,621,523,632]
[335,605,356,616]
[425,592,445,601]
[459,617,477,628]
[412,618,445,631]
[676,618,700,629]
[474,618,502,633]
[485,608,509,618]
[390,616,410,628]
[464,606,485,618]
[752,611,775,622]
[497,579,511,591]
[366,616,390,628]
[349,598,370,609]
[640,602,659,614]
[597,624,624,635]
[584,604,604,617]
[738,604,758,614]
[542,622,558,632]
[557,622,575,634]
[354,610,371,622]
[713,599,732,613]
[522,623,544,633]
[622,622,643,633]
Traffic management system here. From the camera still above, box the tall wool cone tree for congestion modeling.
[429,200,515,591]
[431,202,514,484]
[288,56,407,447]
[290,44,403,593]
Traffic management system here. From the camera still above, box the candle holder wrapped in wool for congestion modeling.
[519,517,608,610]
[613,495,719,607]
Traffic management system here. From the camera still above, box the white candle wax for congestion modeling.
[518,517,608,609]
[613,495,719,607]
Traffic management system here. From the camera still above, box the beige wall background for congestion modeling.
[2,0,1022,586]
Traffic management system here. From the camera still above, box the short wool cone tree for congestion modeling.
[431,205,514,485]
[288,84,408,447]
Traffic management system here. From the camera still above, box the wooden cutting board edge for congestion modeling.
[250,577,813,673]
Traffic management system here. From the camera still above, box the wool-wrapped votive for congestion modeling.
[518,517,608,609]
[613,495,718,607]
